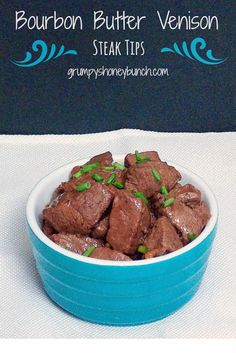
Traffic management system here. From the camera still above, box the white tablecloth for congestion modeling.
[0,129,235,338]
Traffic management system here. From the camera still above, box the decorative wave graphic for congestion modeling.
[11,40,78,67]
[161,37,226,65]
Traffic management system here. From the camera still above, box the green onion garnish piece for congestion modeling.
[103,166,115,171]
[160,185,168,195]
[135,150,141,159]
[187,232,197,242]
[134,192,149,205]
[152,169,161,182]
[76,182,91,192]
[162,197,175,208]
[137,244,148,254]
[82,245,95,257]
[106,173,116,185]
[92,173,104,183]
[113,162,125,171]
[81,162,100,173]
[73,162,100,179]
[112,179,124,189]
[73,169,83,179]
[135,150,150,163]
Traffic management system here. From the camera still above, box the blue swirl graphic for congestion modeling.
[11,40,78,67]
[161,37,226,65]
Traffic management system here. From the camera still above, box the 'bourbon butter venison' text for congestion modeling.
[15,10,219,31]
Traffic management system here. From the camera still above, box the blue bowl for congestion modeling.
[26,156,218,326]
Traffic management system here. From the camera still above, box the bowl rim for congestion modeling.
[26,155,218,267]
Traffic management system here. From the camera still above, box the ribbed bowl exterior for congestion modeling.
[27,223,217,326]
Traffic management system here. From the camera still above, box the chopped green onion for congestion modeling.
[187,232,197,242]
[103,166,115,171]
[134,192,149,205]
[82,245,95,257]
[81,162,100,173]
[106,173,116,185]
[92,173,104,183]
[73,169,83,179]
[135,150,150,163]
[152,169,161,182]
[113,162,125,170]
[112,179,124,189]
[135,150,140,159]
[160,185,169,195]
[137,244,148,254]
[73,162,100,179]
[162,197,175,208]
[76,182,91,192]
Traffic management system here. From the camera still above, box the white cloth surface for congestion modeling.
[0,129,235,338]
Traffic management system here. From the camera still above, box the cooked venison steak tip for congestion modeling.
[90,247,132,261]
[43,183,113,235]
[59,167,126,196]
[167,183,201,207]
[194,201,211,222]
[69,151,113,179]
[152,183,202,210]
[144,216,183,259]
[107,192,151,255]
[43,192,88,234]
[125,161,181,198]
[51,233,103,254]
[42,150,211,260]
[124,151,161,168]
[86,151,113,166]
[157,200,211,244]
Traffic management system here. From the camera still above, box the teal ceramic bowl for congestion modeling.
[26,156,218,326]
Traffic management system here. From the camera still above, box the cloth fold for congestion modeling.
[0,129,235,338]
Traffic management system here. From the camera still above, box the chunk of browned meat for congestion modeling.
[43,192,86,234]
[158,200,211,244]
[168,184,201,207]
[125,161,181,198]
[144,216,183,258]
[51,233,103,254]
[124,151,161,168]
[107,192,151,255]
[70,166,109,182]
[87,151,113,166]
[194,202,212,229]
[152,183,201,210]
[68,152,113,180]
[43,183,113,235]
[91,216,109,238]
[57,166,127,197]
[90,247,132,261]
